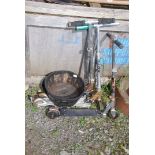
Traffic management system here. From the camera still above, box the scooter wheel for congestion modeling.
[46,106,60,119]
[108,110,119,119]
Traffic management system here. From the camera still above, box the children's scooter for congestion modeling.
[102,33,123,118]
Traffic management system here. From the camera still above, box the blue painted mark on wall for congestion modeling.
[100,38,129,65]
[58,33,81,45]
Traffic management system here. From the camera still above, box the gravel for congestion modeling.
[25,86,129,155]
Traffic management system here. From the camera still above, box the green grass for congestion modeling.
[79,117,87,127]
[101,83,111,104]
[30,105,38,112]
[25,85,40,97]
[25,102,38,112]
[51,128,60,137]
[90,103,97,109]
[101,77,129,104]
[72,143,82,150]
[25,86,40,112]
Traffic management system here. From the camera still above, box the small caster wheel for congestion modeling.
[108,108,119,119]
[46,105,60,119]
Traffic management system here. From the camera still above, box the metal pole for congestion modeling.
[96,25,101,92]
[111,43,116,109]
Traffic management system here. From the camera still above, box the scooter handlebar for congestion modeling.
[106,33,124,49]
[68,20,85,27]
[113,40,124,49]
[68,18,116,28]
[98,18,115,25]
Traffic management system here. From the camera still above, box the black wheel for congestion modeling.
[46,106,60,119]
[108,109,119,119]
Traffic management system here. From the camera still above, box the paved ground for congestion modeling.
[25,86,129,155]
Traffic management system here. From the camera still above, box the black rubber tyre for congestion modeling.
[46,106,60,119]
[108,110,119,119]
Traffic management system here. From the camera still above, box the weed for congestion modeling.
[31,106,38,112]
[25,86,39,97]
[101,84,111,104]
[72,143,82,150]
[116,78,121,88]
[25,86,40,104]
[25,102,38,112]
[51,128,60,137]
[90,103,97,109]
[25,86,40,112]
[79,117,86,127]
[101,76,129,104]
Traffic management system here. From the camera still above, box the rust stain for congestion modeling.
[116,88,129,116]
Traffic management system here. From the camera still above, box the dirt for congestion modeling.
[25,86,129,155]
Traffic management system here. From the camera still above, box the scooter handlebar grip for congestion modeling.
[106,32,113,38]
[76,25,89,30]
[106,33,124,49]
[114,40,124,49]
[98,18,115,24]
[68,20,85,27]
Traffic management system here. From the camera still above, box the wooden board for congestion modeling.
[25,1,129,20]
[75,0,129,6]
[89,3,101,7]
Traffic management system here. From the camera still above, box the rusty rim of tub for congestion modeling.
[43,70,85,107]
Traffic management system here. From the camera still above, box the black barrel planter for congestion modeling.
[43,70,85,107]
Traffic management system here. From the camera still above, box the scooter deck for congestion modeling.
[59,108,102,116]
